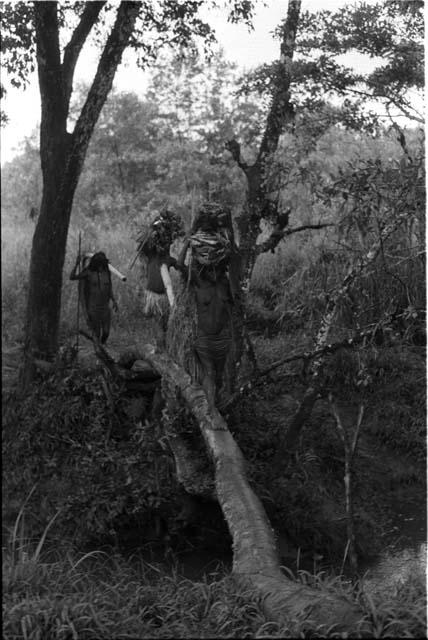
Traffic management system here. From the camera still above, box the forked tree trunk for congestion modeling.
[128,343,364,631]
[21,172,74,387]
[20,1,139,390]
[225,0,302,380]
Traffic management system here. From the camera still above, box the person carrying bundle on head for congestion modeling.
[70,251,118,344]
[136,210,184,334]
[177,202,241,407]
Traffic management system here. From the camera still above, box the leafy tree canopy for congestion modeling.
[0,0,256,123]
[239,0,424,131]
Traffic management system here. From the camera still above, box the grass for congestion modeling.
[3,513,426,640]
[1,218,184,345]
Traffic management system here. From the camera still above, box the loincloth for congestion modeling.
[194,330,231,370]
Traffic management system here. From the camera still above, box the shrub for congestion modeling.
[2,368,179,547]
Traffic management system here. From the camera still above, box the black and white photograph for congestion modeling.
[2,0,426,637]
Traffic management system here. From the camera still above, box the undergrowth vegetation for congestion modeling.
[2,30,426,638]
[2,368,181,548]
[3,520,426,639]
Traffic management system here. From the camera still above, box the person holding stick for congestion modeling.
[70,251,118,344]
[135,210,184,339]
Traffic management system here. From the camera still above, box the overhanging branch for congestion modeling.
[62,2,106,110]
[67,1,140,180]
[225,139,250,175]
[281,212,408,451]
[256,221,334,255]
[221,321,386,412]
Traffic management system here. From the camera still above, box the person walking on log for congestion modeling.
[177,202,240,407]
[136,210,184,342]
[70,251,118,344]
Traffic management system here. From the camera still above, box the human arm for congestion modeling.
[174,235,191,279]
[70,256,87,280]
[109,279,118,312]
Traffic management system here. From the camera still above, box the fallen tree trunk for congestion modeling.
[126,342,364,631]
[85,333,217,498]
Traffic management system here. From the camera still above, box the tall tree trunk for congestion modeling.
[225,0,301,379]
[21,161,74,384]
[20,1,139,389]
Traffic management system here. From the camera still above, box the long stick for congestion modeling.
[76,231,82,353]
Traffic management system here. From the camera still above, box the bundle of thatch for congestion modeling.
[189,229,231,266]
[187,201,234,270]
[191,202,232,234]
[166,286,199,379]
[136,209,184,258]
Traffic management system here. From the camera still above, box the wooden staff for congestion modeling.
[75,231,82,353]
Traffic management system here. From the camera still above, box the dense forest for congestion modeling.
[2,1,426,638]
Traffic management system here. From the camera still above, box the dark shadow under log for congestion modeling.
[125,343,365,632]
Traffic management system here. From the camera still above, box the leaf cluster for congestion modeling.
[238,0,424,130]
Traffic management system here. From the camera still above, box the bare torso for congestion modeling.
[194,276,232,336]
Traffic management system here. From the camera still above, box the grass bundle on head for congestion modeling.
[187,201,234,271]
[190,229,231,267]
[191,202,232,234]
[136,210,185,257]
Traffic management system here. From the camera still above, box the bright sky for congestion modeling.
[0,0,414,165]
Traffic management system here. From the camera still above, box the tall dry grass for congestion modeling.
[1,218,156,345]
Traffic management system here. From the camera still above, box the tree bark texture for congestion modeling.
[21,2,139,388]
[231,0,301,285]
[128,343,363,631]
[224,1,302,384]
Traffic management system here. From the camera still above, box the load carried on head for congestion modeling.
[136,209,184,258]
[171,201,240,407]
[184,202,235,272]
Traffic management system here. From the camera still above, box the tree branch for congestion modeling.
[256,221,334,255]
[225,139,250,174]
[62,2,106,111]
[34,1,67,166]
[386,105,413,162]
[220,320,386,413]
[386,92,424,124]
[280,213,407,452]
[257,0,301,163]
[67,1,140,183]
[311,211,407,382]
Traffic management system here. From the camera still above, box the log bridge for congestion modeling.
[87,334,366,633]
